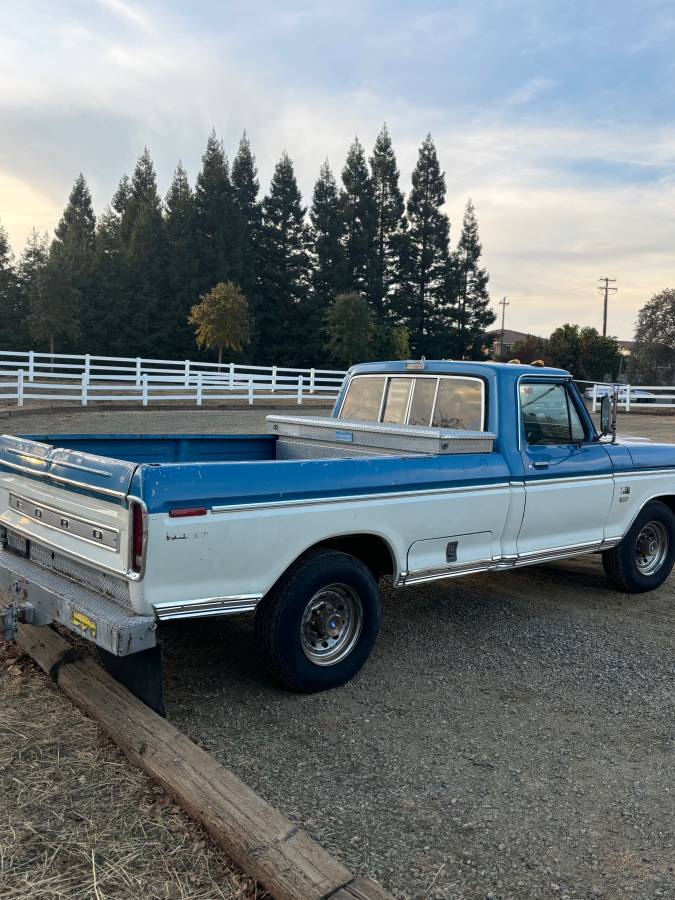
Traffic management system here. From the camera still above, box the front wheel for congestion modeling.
[254,550,381,691]
[602,500,675,592]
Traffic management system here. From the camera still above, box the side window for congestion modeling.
[432,378,483,431]
[520,383,586,446]
[339,377,385,421]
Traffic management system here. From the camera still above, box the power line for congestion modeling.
[498,296,509,360]
[597,276,617,337]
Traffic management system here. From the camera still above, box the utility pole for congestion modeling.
[597,276,617,337]
[498,296,509,360]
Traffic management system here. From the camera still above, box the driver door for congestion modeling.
[517,379,614,557]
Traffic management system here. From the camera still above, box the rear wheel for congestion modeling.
[602,500,675,592]
[254,550,380,691]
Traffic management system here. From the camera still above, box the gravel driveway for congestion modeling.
[6,406,675,900]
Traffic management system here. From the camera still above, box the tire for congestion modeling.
[254,549,381,692]
[602,500,675,593]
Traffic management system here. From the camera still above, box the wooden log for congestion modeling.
[17,623,396,900]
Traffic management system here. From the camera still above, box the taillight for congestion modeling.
[131,502,145,574]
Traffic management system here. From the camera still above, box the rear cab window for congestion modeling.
[338,374,485,431]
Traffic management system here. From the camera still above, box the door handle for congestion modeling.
[532,461,549,469]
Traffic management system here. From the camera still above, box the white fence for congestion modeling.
[576,380,675,411]
[0,351,346,408]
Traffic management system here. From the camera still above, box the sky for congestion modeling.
[1,0,674,340]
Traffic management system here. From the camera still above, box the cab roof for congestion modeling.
[348,359,571,380]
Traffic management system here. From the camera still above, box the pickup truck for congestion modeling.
[2,360,674,712]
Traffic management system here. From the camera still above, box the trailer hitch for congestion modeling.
[1,600,35,642]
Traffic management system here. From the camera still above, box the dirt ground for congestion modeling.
[2,406,674,900]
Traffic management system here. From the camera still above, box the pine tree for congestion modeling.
[453,199,494,357]
[29,242,81,355]
[325,292,373,367]
[194,130,235,294]
[370,124,405,320]
[230,132,261,304]
[257,152,309,365]
[404,134,451,356]
[16,231,48,350]
[50,173,96,348]
[163,162,198,357]
[308,160,345,359]
[84,208,130,355]
[54,174,96,250]
[340,137,377,304]
[0,223,28,349]
[125,148,166,355]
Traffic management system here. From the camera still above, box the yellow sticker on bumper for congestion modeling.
[70,609,97,638]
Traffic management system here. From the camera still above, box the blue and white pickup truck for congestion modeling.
[2,360,674,711]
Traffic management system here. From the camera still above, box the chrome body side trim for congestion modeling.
[397,538,623,586]
[212,481,511,514]
[153,595,261,620]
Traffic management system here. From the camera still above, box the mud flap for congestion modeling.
[98,645,166,717]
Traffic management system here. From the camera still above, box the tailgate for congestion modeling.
[0,435,138,578]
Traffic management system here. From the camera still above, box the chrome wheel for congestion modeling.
[635,521,669,576]
[300,583,363,666]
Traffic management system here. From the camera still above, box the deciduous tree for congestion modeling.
[188,281,251,366]
[632,288,675,381]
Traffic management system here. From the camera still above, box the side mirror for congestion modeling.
[600,394,612,436]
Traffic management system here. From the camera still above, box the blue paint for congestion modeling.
[131,450,511,514]
[622,442,675,472]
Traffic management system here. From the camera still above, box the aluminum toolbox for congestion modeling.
[267,415,495,456]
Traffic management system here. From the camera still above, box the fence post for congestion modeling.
[297,375,303,405]
[592,384,598,413]
[248,376,254,406]
[135,358,142,387]
[309,368,315,394]
[184,360,190,388]
[84,353,91,385]
[271,365,277,393]
[625,384,631,413]
[142,374,149,407]
[28,350,34,383]
[17,369,24,408]
[81,372,88,407]
[229,362,235,390]
[196,372,203,406]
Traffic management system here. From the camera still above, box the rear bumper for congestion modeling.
[0,548,156,656]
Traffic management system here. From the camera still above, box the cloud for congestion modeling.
[0,1,673,342]
[504,77,557,107]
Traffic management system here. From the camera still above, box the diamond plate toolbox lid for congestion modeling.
[267,415,494,455]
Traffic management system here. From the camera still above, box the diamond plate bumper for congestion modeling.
[0,548,156,656]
